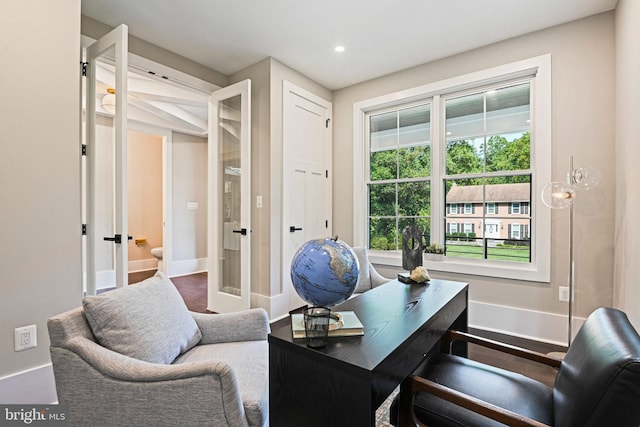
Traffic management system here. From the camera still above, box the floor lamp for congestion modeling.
[541,156,599,349]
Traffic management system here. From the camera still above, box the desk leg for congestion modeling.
[450,305,468,357]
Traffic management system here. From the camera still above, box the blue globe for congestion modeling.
[290,237,360,307]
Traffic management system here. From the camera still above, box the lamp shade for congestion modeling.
[541,181,575,209]
[571,166,601,190]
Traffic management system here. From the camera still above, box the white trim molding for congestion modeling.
[0,364,57,404]
[167,257,207,278]
[469,300,584,346]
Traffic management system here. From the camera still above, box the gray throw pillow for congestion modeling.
[83,271,202,364]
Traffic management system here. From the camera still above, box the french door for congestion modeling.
[207,80,252,313]
[84,24,128,294]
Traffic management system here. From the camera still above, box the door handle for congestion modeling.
[289,226,303,233]
[103,234,133,244]
[232,228,248,236]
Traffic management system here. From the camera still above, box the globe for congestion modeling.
[290,237,360,307]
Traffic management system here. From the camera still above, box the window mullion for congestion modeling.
[431,94,442,246]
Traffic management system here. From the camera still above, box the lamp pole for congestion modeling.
[567,156,575,347]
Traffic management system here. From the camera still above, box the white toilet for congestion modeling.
[151,247,163,270]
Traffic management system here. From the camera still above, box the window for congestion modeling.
[354,55,551,281]
[368,104,431,250]
[510,223,521,239]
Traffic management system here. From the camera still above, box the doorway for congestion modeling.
[83,29,217,294]
[127,129,164,275]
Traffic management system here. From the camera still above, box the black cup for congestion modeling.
[303,306,331,348]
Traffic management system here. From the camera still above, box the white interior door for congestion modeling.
[85,24,128,294]
[282,81,332,311]
[207,80,251,313]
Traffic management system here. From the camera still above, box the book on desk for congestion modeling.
[291,311,364,338]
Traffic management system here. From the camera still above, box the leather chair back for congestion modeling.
[553,307,640,427]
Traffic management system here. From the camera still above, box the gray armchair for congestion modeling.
[47,272,269,427]
[352,246,392,294]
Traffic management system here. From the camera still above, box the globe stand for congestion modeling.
[328,312,344,331]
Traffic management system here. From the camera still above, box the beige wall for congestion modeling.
[172,133,208,262]
[614,0,640,327]
[0,0,82,384]
[128,130,163,262]
[332,12,616,322]
[229,58,272,296]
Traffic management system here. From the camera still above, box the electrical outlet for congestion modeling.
[14,325,37,351]
[559,286,570,302]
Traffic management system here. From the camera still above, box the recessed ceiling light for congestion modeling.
[334,45,345,53]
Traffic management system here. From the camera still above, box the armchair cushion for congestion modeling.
[82,271,202,364]
[352,246,371,293]
[408,353,553,426]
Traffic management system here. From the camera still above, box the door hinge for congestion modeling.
[326,118,331,128]
[82,224,87,235]
[325,220,328,228]
[82,144,87,156]
[326,170,328,178]
[81,61,88,77]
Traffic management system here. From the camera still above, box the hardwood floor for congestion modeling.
[467,328,562,387]
[129,270,562,387]
[129,270,210,313]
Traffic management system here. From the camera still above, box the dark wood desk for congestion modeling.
[268,279,468,427]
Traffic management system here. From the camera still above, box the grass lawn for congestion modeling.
[445,243,530,262]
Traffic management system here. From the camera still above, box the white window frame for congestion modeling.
[450,203,458,214]
[449,222,458,234]
[487,203,497,214]
[353,55,551,282]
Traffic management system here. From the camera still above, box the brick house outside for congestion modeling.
[445,182,531,243]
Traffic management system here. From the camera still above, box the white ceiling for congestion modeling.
[81,0,617,91]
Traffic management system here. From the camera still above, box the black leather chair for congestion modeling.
[392,307,640,427]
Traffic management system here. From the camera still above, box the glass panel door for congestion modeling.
[84,24,128,295]
[208,80,251,313]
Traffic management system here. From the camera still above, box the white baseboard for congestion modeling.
[0,364,57,404]
[128,258,158,273]
[167,258,207,277]
[469,300,585,346]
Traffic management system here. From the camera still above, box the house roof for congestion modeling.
[446,183,531,203]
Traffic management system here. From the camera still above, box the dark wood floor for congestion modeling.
[129,270,210,313]
[129,270,562,386]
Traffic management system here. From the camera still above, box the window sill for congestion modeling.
[369,250,549,283]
